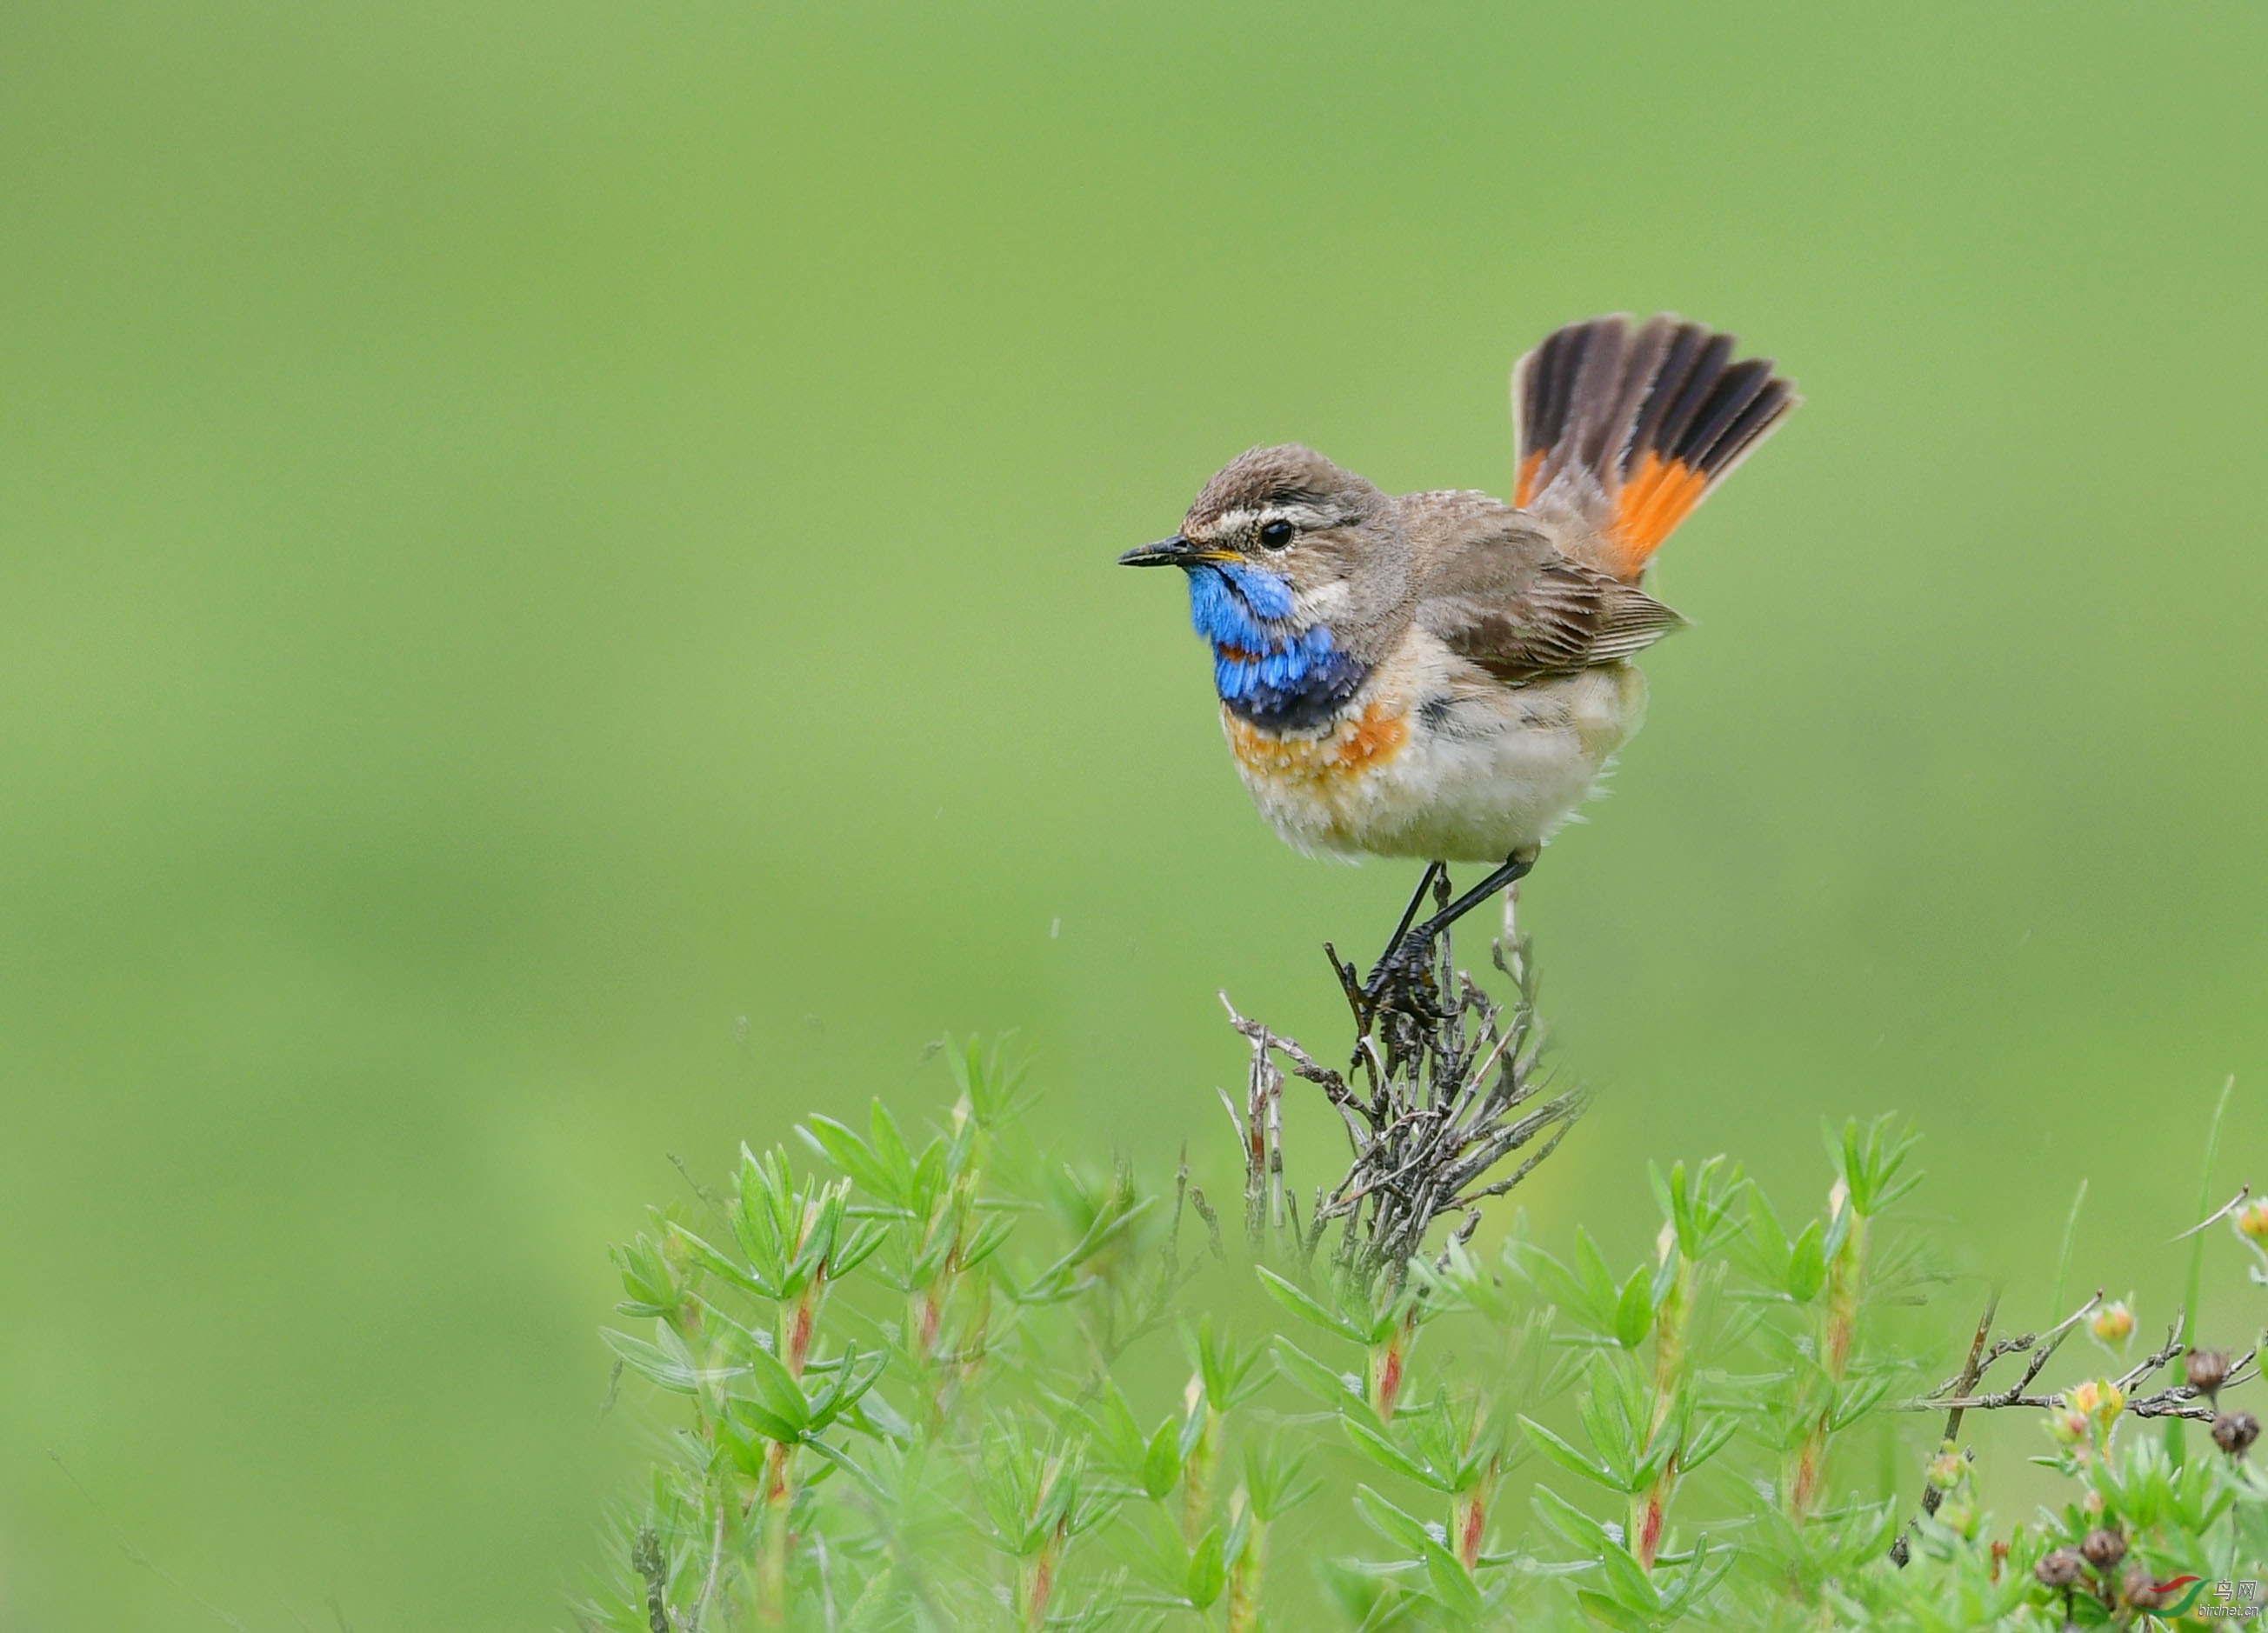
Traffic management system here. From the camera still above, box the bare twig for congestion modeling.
[1904,1312,2258,1424]
[1188,1187,1225,1261]
[2172,1185,2253,1243]
[1220,882,1583,1287]
[1892,1290,1999,1567]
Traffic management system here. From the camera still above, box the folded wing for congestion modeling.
[1414,504,1684,685]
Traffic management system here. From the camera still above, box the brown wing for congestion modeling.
[1412,504,1684,684]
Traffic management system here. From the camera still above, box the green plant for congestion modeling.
[584,930,2267,1630]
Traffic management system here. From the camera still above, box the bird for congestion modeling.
[1119,314,1798,992]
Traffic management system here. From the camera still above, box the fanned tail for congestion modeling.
[1513,314,1798,582]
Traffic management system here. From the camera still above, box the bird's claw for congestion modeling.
[1362,930,1439,1017]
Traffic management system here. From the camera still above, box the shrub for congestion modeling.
[579,919,2265,1630]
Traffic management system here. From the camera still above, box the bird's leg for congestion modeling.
[1365,850,1537,1006]
[1337,863,1444,1046]
[1381,862,1445,969]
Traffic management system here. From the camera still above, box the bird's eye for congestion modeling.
[1257,518,1296,550]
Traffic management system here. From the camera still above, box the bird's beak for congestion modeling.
[1117,535,1217,568]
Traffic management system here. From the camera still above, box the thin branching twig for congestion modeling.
[1219,883,1585,1287]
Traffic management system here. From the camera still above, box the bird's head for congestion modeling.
[1118,444,1407,659]
[1119,444,1406,729]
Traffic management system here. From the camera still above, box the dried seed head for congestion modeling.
[2079,1527,2126,1570]
[2033,1547,2084,1588]
[2185,1347,2231,1398]
[2090,1302,2133,1344]
[2121,1563,2171,1610]
[2213,1410,2260,1456]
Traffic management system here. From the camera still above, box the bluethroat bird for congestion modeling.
[1120,314,1797,998]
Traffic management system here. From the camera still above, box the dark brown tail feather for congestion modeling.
[1514,314,1798,581]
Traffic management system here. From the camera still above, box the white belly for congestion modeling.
[1224,638,1648,863]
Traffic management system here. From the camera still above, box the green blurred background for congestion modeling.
[4,1,2265,1624]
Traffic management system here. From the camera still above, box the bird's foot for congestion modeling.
[1362,927,1444,1019]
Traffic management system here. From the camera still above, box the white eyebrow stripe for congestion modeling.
[1202,503,1339,539]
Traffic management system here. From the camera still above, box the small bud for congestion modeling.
[2081,1488,2105,1517]
[2045,1407,2091,1446]
[2065,1377,2124,1422]
[2034,1547,2084,1588]
[2090,1302,2133,1344]
[2213,1410,2260,1456]
[2236,1196,2268,1243]
[2123,1563,2170,1610]
[2186,1347,2231,1399]
[1927,1450,1966,1490]
[2079,1527,2126,1570]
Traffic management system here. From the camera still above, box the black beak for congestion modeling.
[1117,535,1211,568]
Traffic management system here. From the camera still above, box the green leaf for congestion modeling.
[728,1394,804,1444]
[804,1436,888,1502]
[1424,1540,1484,1623]
[805,1345,885,1430]
[830,1217,889,1279]
[1244,1437,1321,1522]
[600,1327,746,1395]
[610,1232,680,1317]
[1593,1536,1659,1615]
[1574,1230,1622,1325]
[851,1388,914,1444]
[1785,1220,1826,1303]
[1520,1416,1624,1492]
[1507,1240,1608,1332]
[907,1214,960,1289]
[1344,1415,1445,1490]
[1647,1161,1677,1233]
[1184,1527,1225,1610]
[1531,1483,1612,1553]
[669,1224,770,1298]
[1742,1190,1792,1281]
[1615,1267,1656,1350]
[1272,1336,1362,1405]
[867,1100,915,1197]
[784,1182,844,1288]
[742,1340,811,1437]
[1659,1534,1734,1616]
[1575,1590,1657,1632]
[1141,1419,1182,1501]
[1352,1483,1438,1555]
[1830,1373,1892,1430]
[1256,1265,1367,1342]
[1820,1192,1852,1263]
[1188,1317,1275,1410]
[959,1211,1017,1270]
[801,1115,899,1204]
[1680,1412,1737,1472]
[908,1140,948,1220]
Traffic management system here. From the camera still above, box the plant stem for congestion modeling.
[1452,1485,1488,1576]
[1017,1519,1066,1630]
[758,1251,827,1623]
[1371,1304,1417,1422]
[1789,1186,1868,1523]
[1182,1393,1220,1545]
[1226,1512,1270,1632]
[1634,1232,1693,1571]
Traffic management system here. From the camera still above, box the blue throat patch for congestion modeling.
[1184,563,1368,733]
